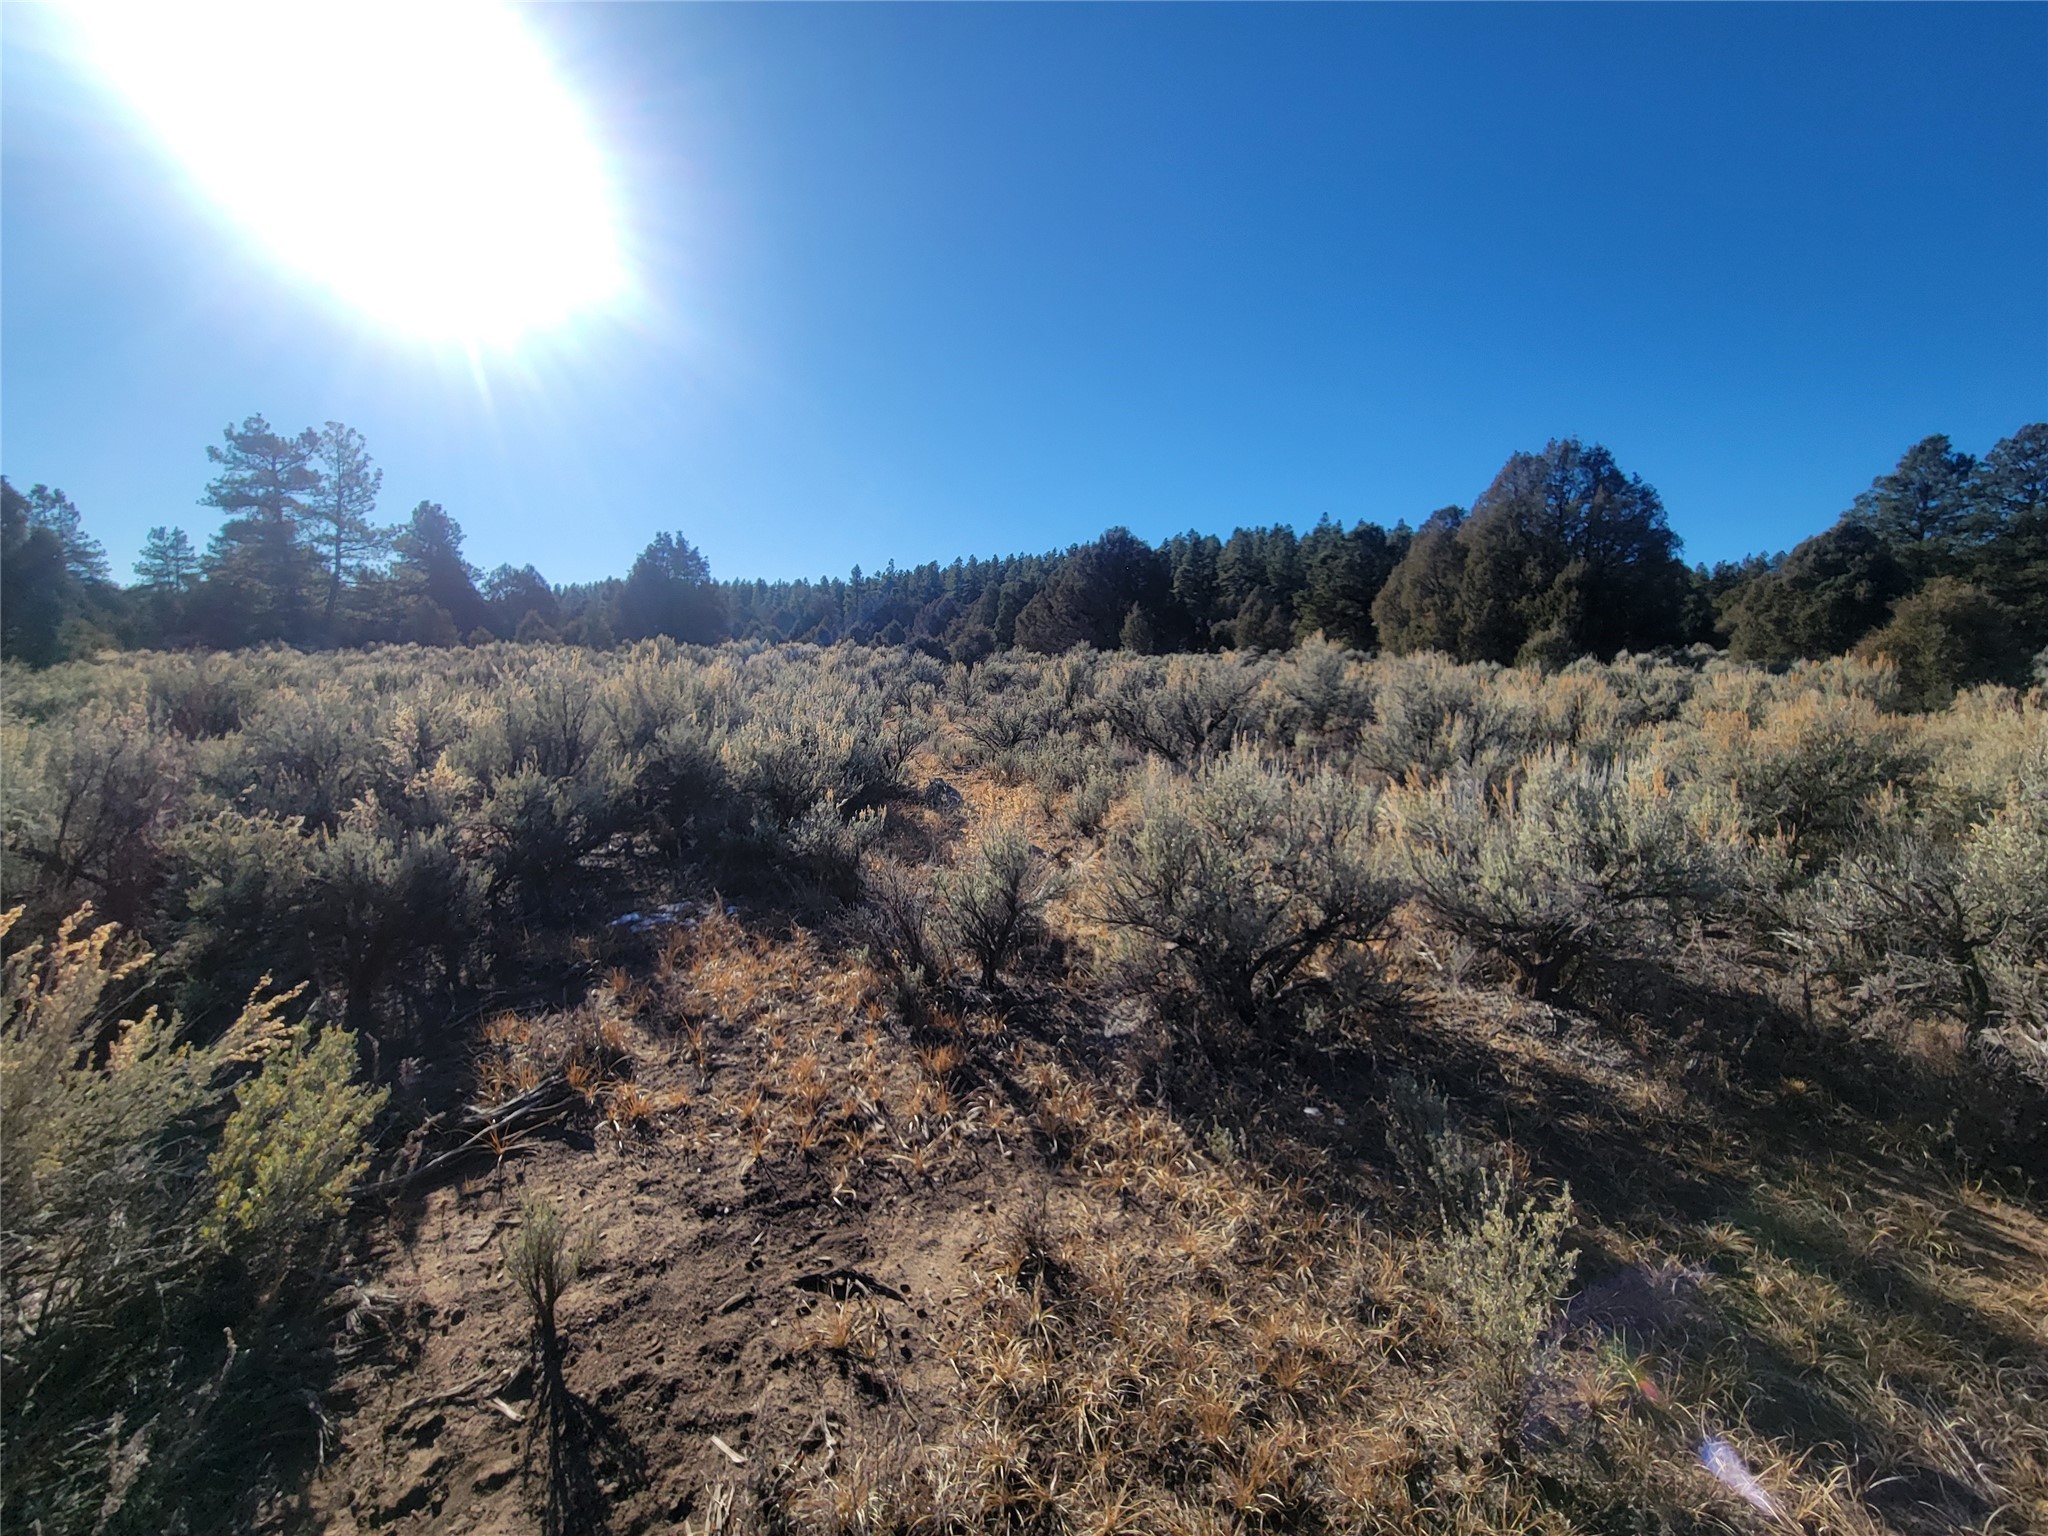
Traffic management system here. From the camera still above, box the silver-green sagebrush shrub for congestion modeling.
[166,804,482,1031]
[1,700,186,930]
[786,797,885,902]
[1355,653,1541,789]
[1099,751,1399,1031]
[503,1196,597,1355]
[1273,635,1371,745]
[1098,653,1264,766]
[1389,749,1726,1002]
[1383,1073,1504,1217]
[1685,683,1923,869]
[941,818,1059,989]
[1422,1170,1577,1421]
[1791,743,2048,1077]
[723,666,929,822]
[858,855,944,987]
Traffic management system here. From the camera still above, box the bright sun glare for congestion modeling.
[73,2,626,345]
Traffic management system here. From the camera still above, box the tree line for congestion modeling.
[6,416,2044,704]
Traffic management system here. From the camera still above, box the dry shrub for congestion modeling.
[940,817,1058,990]
[1099,750,1398,1033]
[1389,749,1726,1002]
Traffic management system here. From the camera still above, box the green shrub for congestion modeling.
[1,906,383,1534]
[1390,750,1725,1001]
[1099,751,1398,1031]
[942,818,1057,989]
[1383,1073,1502,1216]
[203,1023,386,1260]
[858,855,944,986]
[1423,1173,1577,1418]
[503,1196,597,1356]
[1098,653,1262,766]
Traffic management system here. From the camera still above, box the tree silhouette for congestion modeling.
[307,422,388,636]
[200,415,321,645]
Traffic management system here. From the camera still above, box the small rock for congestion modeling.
[473,1458,520,1493]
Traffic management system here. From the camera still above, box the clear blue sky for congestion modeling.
[4,3,2044,586]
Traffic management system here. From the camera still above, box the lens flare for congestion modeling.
[71,1,626,344]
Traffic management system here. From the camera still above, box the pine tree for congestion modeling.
[1371,507,1467,656]
[392,501,488,638]
[23,484,110,585]
[1968,423,2048,643]
[1849,434,1978,576]
[618,532,726,643]
[199,415,322,645]
[306,422,389,636]
[1,478,69,665]
[134,526,199,590]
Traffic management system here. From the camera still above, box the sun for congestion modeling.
[72,1,627,345]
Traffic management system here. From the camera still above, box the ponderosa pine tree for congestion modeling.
[22,484,110,586]
[199,415,322,646]
[306,421,389,637]
[134,526,199,591]
[1849,433,1979,578]
[486,564,560,639]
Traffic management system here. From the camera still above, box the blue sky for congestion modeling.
[4,3,2044,586]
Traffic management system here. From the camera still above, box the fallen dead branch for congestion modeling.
[353,1076,581,1199]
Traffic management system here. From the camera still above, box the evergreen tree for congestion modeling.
[1013,528,1170,653]
[485,564,560,638]
[199,415,322,645]
[1,478,69,665]
[392,501,488,637]
[1371,507,1467,656]
[1295,519,1406,650]
[618,531,726,644]
[1721,521,1912,663]
[1168,533,1223,648]
[23,484,110,586]
[133,526,199,590]
[1855,577,2032,707]
[1849,433,1978,576]
[306,421,389,635]
[1449,439,1689,665]
[1968,423,2048,642]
